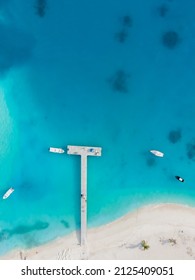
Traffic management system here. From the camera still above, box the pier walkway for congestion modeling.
[67,145,102,250]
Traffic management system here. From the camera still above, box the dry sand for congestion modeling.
[1,203,195,260]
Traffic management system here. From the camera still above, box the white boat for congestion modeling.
[150,150,164,157]
[49,147,65,154]
[3,187,14,199]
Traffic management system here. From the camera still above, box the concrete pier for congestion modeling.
[67,145,102,248]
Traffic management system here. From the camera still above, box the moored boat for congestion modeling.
[3,187,14,199]
[49,147,65,154]
[150,150,164,157]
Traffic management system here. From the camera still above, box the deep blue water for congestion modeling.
[1,0,195,255]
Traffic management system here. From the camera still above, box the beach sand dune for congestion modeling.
[1,204,195,260]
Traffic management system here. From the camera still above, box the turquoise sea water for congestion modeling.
[1,0,195,255]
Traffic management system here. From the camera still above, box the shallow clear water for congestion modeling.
[1,0,195,255]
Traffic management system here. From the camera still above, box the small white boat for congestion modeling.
[49,147,65,154]
[150,150,164,157]
[3,187,14,199]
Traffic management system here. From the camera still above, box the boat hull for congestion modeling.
[3,188,14,199]
[150,150,164,157]
[49,147,65,154]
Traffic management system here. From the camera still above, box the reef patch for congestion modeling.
[168,129,181,144]
[162,31,180,49]
[157,4,169,17]
[34,0,47,18]
[108,70,130,93]
[186,140,195,160]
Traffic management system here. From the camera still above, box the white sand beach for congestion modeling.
[1,203,195,260]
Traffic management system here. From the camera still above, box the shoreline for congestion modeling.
[1,203,195,260]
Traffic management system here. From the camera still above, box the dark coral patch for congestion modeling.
[0,221,49,241]
[115,29,128,43]
[186,140,195,160]
[168,129,181,144]
[108,70,130,93]
[34,0,47,18]
[162,31,180,49]
[121,15,133,27]
[158,4,169,17]
[60,220,70,228]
